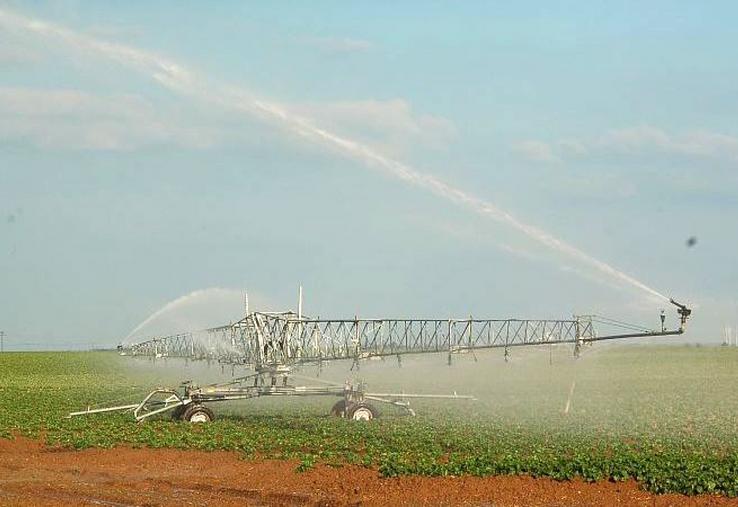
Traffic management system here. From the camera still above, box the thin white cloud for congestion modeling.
[0,43,40,64]
[0,87,453,153]
[599,126,738,160]
[512,140,560,163]
[0,87,216,150]
[303,36,373,54]
[556,139,588,157]
[293,98,456,153]
[514,125,738,164]
[85,23,142,39]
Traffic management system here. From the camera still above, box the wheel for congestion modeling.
[330,399,348,417]
[346,402,378,421]
[181,403,215,423]
[181,404,214,423]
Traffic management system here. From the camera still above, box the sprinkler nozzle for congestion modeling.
[669,298,692,330]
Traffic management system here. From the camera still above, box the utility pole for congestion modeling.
[0,331,4,353]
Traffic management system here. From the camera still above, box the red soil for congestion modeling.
[0,437,736,506]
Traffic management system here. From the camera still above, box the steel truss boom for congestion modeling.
[125,300,690,368]
[75,300,690,422]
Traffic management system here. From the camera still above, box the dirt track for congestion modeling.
[0,437,736,506]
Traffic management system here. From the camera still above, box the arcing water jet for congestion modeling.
[124,287,244,343]
[0,8,669,302]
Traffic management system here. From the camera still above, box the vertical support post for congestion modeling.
[0,331,4,353]
[468,315,472,348]
[469,315,478,362]
[447,319,452,366]
[660,309,666,332]
[354,315,359,352]
[352,315,360,371]
[297,285,303,359]
[253,313,265,369]
[298,285,303,321]
[312,323,319,358]
[574,316,582,358]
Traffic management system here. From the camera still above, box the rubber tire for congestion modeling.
[346,402,378,421]
[330,399,348,417]
[181,404,215,423]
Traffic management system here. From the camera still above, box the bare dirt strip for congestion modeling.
[0,437,736,506]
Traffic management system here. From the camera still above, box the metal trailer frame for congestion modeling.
[69,370,475,422]
[70,299,691,422]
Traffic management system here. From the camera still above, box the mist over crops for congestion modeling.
[3,346,738,496]
[122,343,738,442]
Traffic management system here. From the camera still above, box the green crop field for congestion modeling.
[1,345,738,496]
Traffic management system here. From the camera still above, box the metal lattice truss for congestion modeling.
[127,312,608,367]
[77,304,690,422]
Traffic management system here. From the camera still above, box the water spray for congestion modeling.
[124,287,243,343]
[0,8,673,303]
[72,301,691,422]
[563,379,576,415]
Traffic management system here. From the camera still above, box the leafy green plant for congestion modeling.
[2,348,738,497]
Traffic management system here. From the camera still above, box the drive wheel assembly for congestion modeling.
[180,403,214,423]
[346,402,378,421]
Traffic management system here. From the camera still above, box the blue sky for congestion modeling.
[1,1,736,347]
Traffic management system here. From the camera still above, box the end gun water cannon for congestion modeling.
[670,299,692,332]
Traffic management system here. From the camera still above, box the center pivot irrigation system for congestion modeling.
[70,294,692,423]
